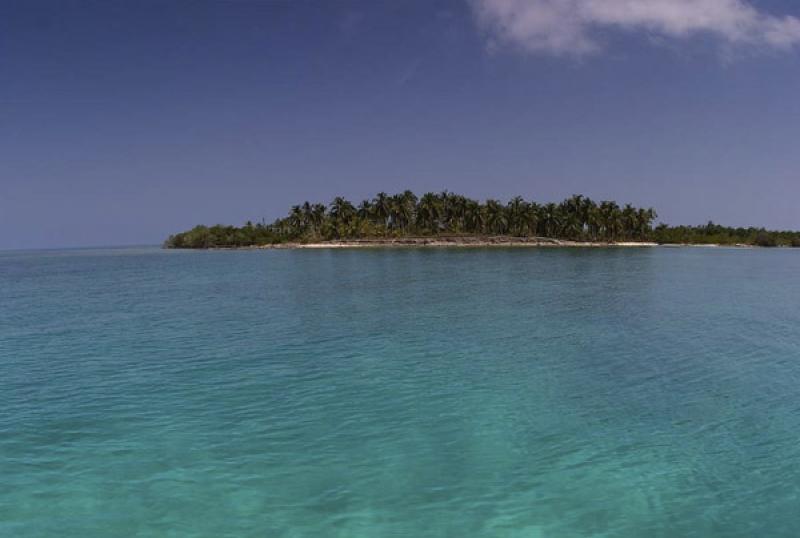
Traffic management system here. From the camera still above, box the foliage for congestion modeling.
[652,221,799,247]
[164,222,281,249]
[164,192,799,248]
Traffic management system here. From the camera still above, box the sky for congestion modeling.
[1,0,799,249]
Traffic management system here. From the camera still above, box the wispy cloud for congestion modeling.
[471,0,800,56]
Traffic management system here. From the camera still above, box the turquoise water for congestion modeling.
[2,246,800,537]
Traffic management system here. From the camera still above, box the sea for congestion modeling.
[2,246,800,537]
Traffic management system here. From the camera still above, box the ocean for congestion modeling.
[2,246,800,537]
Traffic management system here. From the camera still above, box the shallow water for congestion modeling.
[2,246,800,537]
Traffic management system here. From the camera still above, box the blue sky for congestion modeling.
[1,0,799,249]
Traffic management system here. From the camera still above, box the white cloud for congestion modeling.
[472,0,800,55]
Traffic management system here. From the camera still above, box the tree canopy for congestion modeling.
[164,191,799,248]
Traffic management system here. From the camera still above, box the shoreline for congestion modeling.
[169,241,773,250]
[174,237,743,250]
[168,237,776,251]
[265,238,659,249]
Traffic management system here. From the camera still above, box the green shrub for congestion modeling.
[754,232,777,247]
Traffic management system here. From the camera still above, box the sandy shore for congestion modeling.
[190,239,774,250]
[252,237,661,249]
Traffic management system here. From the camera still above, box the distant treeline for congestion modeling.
[653,222,800,247]
[164,191,800,248]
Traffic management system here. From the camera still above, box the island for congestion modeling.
[164,192,800,249]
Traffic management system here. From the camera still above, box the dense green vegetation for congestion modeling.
[164,191,800,248]
[653,222,800,247]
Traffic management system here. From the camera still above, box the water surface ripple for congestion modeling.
[2,247,800,536]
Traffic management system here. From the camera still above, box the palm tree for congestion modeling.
[635,207,657,239]
[485,199,508,235]
[446,194,467,232]
[599,201,620,241]
[329,197,356,237]
[524,202,540,237]
[417,192,440,233]
[560,195,585,239]
[507,196,527,236]
[388,194,403,231]
[357,199,373,221]
[585,202,601,240]
[581,197,597,239]
[541,203,560,238]
[310,203,326,235]
[301,201,313,228]
[621,204,636,240]
[395,190,417,232]
[171,189,764,248]
[373,192,391,231]
[288,205,304,235]
[464,199,484,233]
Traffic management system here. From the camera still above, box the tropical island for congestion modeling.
[164,191,800,249]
